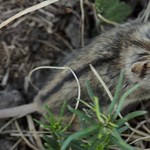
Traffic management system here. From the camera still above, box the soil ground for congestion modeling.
[0,0,149,149]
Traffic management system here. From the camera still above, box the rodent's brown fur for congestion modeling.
[0,21,150,118]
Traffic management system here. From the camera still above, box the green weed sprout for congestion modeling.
[37,71,146,150]
[95,0,132,23]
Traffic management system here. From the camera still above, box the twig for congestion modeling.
[126,120,149,142]
[137,0,150,22]
[89,64,113,101]
[15,120,40,150]
[0,0,59,29]
[130,135,150,145]
[0,117,19,133]
[80,0,85,47]
[29,65,81,126]
[10,139,22,150]
[27,115,44,150]
[54,33,74,51]
[97,13,119,26]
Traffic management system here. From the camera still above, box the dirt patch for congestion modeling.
[0,0,149,149]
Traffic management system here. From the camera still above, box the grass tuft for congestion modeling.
[36,71,147,150]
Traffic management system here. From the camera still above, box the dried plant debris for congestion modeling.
[0,0,146,92]
[0,0,149,149]
[0,0,96,91]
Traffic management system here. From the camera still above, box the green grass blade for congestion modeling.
[61,125,99,150]
[88,138,106,150]
[34,119,45,129]
[68,105,96,125]
[108,70,124,114]
[44,104,56,124]
[118,126,129,134]
[59,101,67,118]
[93,96,105,123]
[117,110,147,127]
[78,99,94,109]
[114,84,139,119]
[86,80,95,100]
[43,135,59,150]
[70,141,86,150]
[111,129,134,150]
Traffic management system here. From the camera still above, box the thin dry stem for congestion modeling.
[0,0,59,29]
[89,64,113,101]
[130,135,150,145]
[137,0,150,22]
[0,117,19,133]
[27,115,44,150]
[29,65,81,126]
[10,139,22,150]
[80,0,85,47]
[97,13,119,26]
[15,120,40,150]
[126,120,149,142]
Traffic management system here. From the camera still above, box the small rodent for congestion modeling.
[0,21,150,118]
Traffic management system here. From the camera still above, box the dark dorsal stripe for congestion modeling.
[40,56,115,102]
